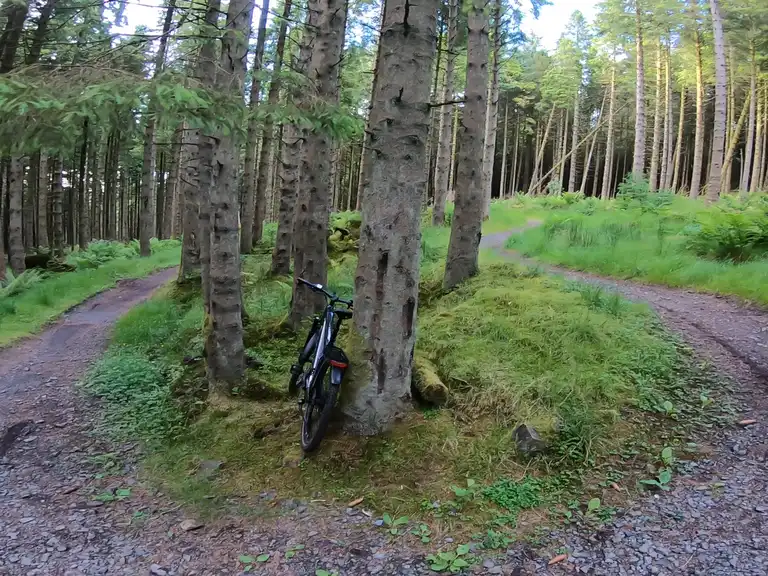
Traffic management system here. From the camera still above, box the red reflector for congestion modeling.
[329,360,348,368]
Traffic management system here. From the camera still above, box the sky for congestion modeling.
[119,0,600,53]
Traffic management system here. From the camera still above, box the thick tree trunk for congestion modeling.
[77,119,89,249]
[253,0,292,247]
[649,41,662,191]
[24,154,37,250]
[0,0,30,73]
[706,0,726,203]
[271,6,319,276]
[7,156,24,274]
[750,81,764,194]
[632,1,646,177]
[290,0,348,326]
[722,95,750,191]
[690,8,705,199]
[444,0,489,290]
[239,0,271,253]
[139,0,176,256]
[51,156,64,257]
[482,0,501,217]
[432,0,458,225]
[602,63,617,200]
[204,0,254,392]
[741,42,757,196]
[672,89,686,191]
[344,0,438,434]
[38,153,48,247]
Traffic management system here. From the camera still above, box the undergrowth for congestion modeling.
[507,184,768,305]
[0,239,180,346]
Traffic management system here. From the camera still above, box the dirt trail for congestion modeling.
[482,225,768,576]
[1,238,767,576]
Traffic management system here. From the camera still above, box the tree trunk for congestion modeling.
[204,0,254,393]
[444,0,489,290]
[343,0,438,434]
[632,1,646,177]
[432,0,458,225]
[139,0,176,256]
[24,154,37,250]
[672,89,686,191]
[649,41,662,191]
[51,156,64,257]
[706,0,726,203]
[660,48,673,190]
[239,0,271,253]
[722,94,750,192]
[253,0,292,247]
[690,5,705,199]
[508,115,519,196]
[7,156,24,274]
[290,0,348,326]
[750,81,764,194]
[499,98,509,198]
[271,6,320,276]
[0,0,30,73]
[77,119,89,249]
[528,107,556,195]
[38,153,48,247]
[163,123,183,239]
[741,41,756,197]
[582,89,607,193]
[482,0,501,218]
[602,62,617,200]
[568,86,581,193]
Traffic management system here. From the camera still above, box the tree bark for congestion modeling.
[253,0,292,247]
[602,61,617,200]
[499,97,509,198]
[528,106,556,195]
[204,0,253,392]
[444,0,489,290]
[271,6,320,276]
[689,3,705,199]
[632,0,646,176]
[706,0,726,203]
[343,0,438,434]
[240,0,271,253]
[582,89,607,193]
[568,86,581,193]
[290,0,348,326]
[672,89,686,191]
[77,118,89,248]
[432,0,458,225]
[482,0,501,217]
[7,156,24,274]
[649,41,662,191]
[38,153,48,247]
[139,0,176,256]
[0,0,30,73]
[660,47,673,190]
[721,94,750,191]
[163,123,183,239]
[51,156,64,258]
[741,41,756,196]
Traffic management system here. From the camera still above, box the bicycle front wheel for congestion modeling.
[300,362,338,452]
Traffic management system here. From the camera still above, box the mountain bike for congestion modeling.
[289,278,353,452]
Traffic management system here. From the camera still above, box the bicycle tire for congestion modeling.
[300,362,338,452]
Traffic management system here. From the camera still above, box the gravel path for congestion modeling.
[1,237,767,576]
[482,225,768,576]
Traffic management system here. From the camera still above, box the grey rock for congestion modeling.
[512,424,547,455]
[149,564,168,576]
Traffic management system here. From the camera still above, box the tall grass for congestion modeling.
[506,195,768,305]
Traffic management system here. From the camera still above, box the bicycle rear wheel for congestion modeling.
[300,362,338,452]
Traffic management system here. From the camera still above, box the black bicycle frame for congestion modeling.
[304,305,349,391]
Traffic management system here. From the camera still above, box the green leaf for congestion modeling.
[587,498,601,512]
[115,488,132,499]
[438,551,455,561]
[393,516,409,526]
[256,554,270,562]
[658,469,672,484]
[239,555,255,564]
[456,543,470,555]
[285,551,295,559]
[662,400,674,413]
[315,570,332,576]
[452,557,470,568]
[661,447,673,465]
[382,513,392,526]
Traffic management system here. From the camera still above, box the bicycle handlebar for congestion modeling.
[297,278,353,307]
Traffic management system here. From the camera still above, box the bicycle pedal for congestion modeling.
[290,364,302,376]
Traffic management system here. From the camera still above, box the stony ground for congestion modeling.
[1,236,767,576]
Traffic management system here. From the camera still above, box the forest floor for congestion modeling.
[0,230,767,576]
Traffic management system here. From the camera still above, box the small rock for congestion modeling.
[483,559,496,569]
[195,460,223,479]
[373,519,384,527]
[513,424,547,455]
[488,567,503,575]
[180,519,204,532]
[19,517,34,524]
[149,564,168,576]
